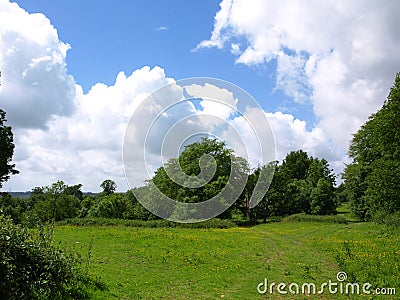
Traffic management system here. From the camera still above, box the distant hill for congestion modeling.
[7,191,99,199]
[9,191,31,199]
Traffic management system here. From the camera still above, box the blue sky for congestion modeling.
[1,0,399,191]
[13,0,293,115]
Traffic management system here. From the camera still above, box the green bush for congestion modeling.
[57,217,237,229]
[372,210,400,234]
[0,215,100,299]
[282,213,348,224]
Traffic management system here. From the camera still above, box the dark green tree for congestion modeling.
[150,138,249,220]
[100,179,117,195]
[26,181,80,224]
[344,73,400,220]
[310,178,336,215]
[255,150,337,218]
[0,109,19,188]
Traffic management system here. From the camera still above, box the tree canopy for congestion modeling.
[343,72,400,220]
[0,109,18,188]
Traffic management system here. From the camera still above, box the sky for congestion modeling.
[1,0,399,192]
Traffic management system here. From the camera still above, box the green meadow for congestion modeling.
[54,220,399,299]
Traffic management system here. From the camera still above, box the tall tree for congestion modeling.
[344,73,400,220]
[0,109,19,188]
[150,138,249,219]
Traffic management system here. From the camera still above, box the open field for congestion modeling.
[54,220,399,299]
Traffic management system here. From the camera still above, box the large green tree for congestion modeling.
[343,73,400,220]
[150,138,249,219]
[255,150,337,219]
[0,109,19,188]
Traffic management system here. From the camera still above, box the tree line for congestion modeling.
[1,73,400,225]
[0,144,341,226]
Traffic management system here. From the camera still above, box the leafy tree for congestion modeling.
[0,109,19,188]
[344,73,400,220]
[280,150,312,181]
[88,193,140,220]
[255,150,337,219]
[64,184,84,201]
[310,178,336,215]
[26,181,80,224]
[100,179,117,195]
[150,138,249,220]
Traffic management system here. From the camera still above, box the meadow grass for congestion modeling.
[54,221,399,299]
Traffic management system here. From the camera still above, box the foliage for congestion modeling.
[100,179,117,195]
[0,109,19,188]
[344,73,400,220]
[0,215,98,299]
[282,213,348,224]
[25,181,81,225]
[0,193,28,224]
[56,217,237,229]
[150,138,249,219]
[255,150,337,219]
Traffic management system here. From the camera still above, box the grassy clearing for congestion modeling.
[54,221,399,299]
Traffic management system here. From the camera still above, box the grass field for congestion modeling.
[54,219,399,300]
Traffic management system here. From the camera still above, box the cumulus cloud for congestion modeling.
[6,66,173,191]
[0,0,76,129]
[4,0,399,193]
[197,0,400,172]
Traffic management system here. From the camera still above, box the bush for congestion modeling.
[282,213,348,224]
[57,217,237,229]
[0,215,100,299]
[372,210,400,234]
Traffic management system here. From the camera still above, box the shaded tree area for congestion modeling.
[252,150,338,222]
[343,73,400,221]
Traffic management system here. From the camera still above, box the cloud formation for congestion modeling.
[198,0,400,168]
[2,0,399,192]
[0,0,76,129]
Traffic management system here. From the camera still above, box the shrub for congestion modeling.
[372,210,400,234]
[282,213,348,224]
[0,215,100,299]
[57,217,237,229]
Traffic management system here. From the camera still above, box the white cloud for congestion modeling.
[185,83,238,127]
[0,0,76,129]
[155,26,168,32]
[6,66,173,192]
[4,0,398,193]
[198,0,400,173]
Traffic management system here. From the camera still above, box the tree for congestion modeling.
[254,150,337,219]
[150,138,249,220]
[100,179,117,195]
[26,181,80,224]
[344,73,400,220]
[310,178,336,215]
[280,150,312,181]
[0,109,19,188]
